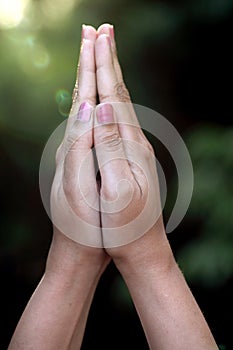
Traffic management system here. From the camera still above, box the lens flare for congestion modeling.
[55,90,72,117]
[0,0,30,29]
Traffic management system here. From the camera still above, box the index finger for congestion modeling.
[95,30,145,143]
[62,25,97,154]
[71,24,97,116]
[95,33,131,104]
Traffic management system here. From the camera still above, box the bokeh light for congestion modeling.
[41,0,79,23]
[55,89,72,117]
[0,0,30,29]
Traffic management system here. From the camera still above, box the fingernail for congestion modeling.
[109,25,115,40]
[97,104,114,124]
[77,102,92,122]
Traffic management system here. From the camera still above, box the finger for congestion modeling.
[95,33,131,103]
[97,23,123,83]
[63,25,96,155]
[94,103,133,198]
[71,25,97,116]
[51,102,102,247]
[95,27,154,184]
[95,28,142,140]
[64,102,98,215]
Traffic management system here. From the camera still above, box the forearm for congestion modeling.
[115,229,218,350]
[9,273,97,350]
[9,231,107,350]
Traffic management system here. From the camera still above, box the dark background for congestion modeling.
[0,0,232,349]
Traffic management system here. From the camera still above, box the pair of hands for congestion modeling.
[9,24,218,350]
[50,23,166,274]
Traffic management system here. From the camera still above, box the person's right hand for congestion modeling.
[50,25,110,268]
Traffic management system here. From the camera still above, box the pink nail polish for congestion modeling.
[97,104,114,123]
[77,102,92,122]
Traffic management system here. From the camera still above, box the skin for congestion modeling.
[8,24,218,350]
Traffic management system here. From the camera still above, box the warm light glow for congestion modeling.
[16,35,51,76]
[0,0,30,29]
[41,0,78,23]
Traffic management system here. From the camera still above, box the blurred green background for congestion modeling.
[0,0,232,349]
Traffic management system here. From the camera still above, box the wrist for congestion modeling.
[46,228,110,282]
[113,222,175,278]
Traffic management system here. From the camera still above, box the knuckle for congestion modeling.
[145,140,155,155]
[114,82,131,102]
[65,132,86,153]
[98,91,113,102]
[98,82,131,103]
[65,135,77,152]
[139,133,155,155]
[101,131,122,150]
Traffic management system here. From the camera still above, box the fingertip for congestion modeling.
[95,33,111,48]
[82,24,97,41]
[97,23,114,38]
[95,34,112,62]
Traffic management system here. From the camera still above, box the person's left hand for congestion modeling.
[92,24,166,261]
